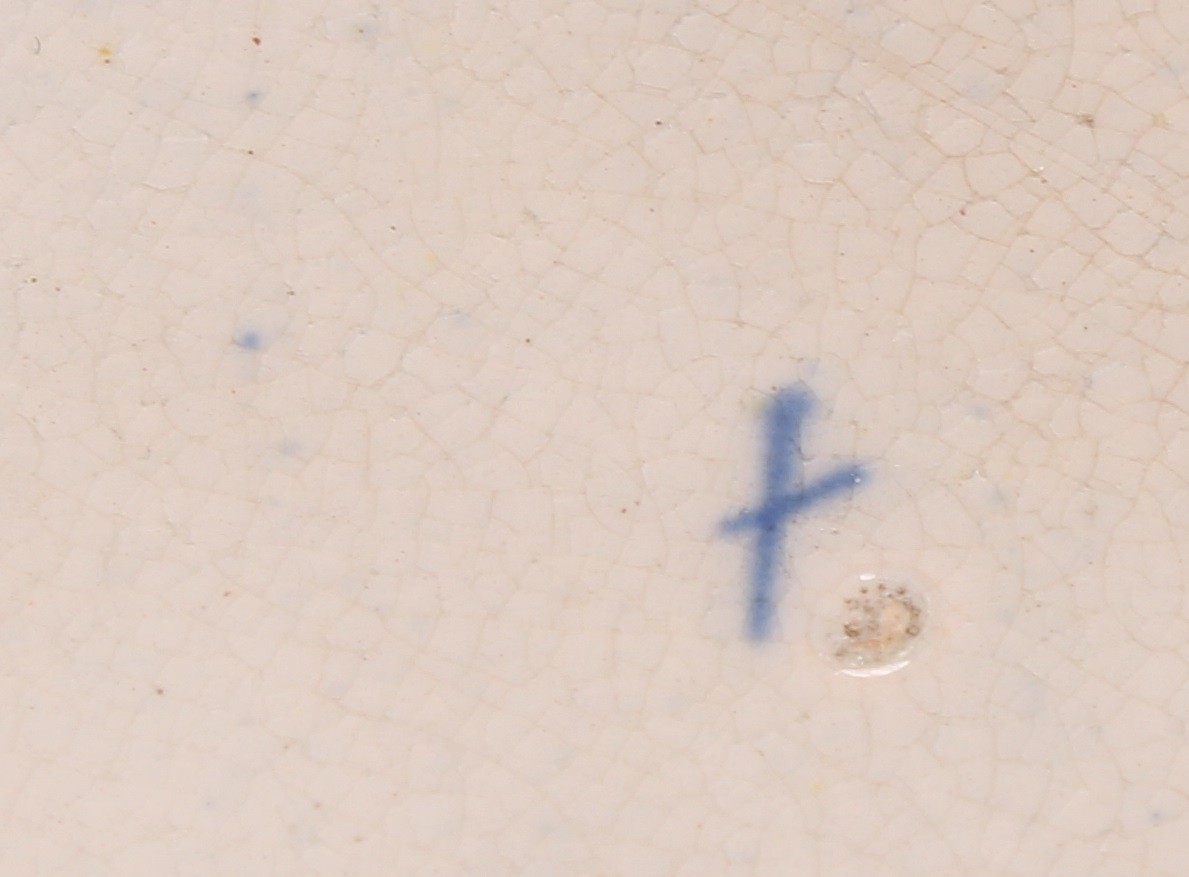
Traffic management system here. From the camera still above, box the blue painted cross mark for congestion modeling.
[722,387,866,642]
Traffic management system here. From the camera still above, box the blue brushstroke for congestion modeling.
[722,387,866,642]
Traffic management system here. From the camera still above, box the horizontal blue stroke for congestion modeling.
[722,387,866,642]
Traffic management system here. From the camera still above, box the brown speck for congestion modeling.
[251,35,261,45]
[833,582,923,667]
[155,687,164,695]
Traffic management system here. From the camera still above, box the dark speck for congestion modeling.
[251,35,261,45]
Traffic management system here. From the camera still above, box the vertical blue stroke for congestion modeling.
[722,388,865,642]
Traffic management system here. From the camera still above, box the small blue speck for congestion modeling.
[235,330,263,350]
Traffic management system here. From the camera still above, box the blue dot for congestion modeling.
[235,330,262,350]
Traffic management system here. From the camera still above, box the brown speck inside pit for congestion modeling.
[835,582,923,669]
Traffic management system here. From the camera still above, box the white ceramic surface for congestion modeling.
[2,1,1187,874]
